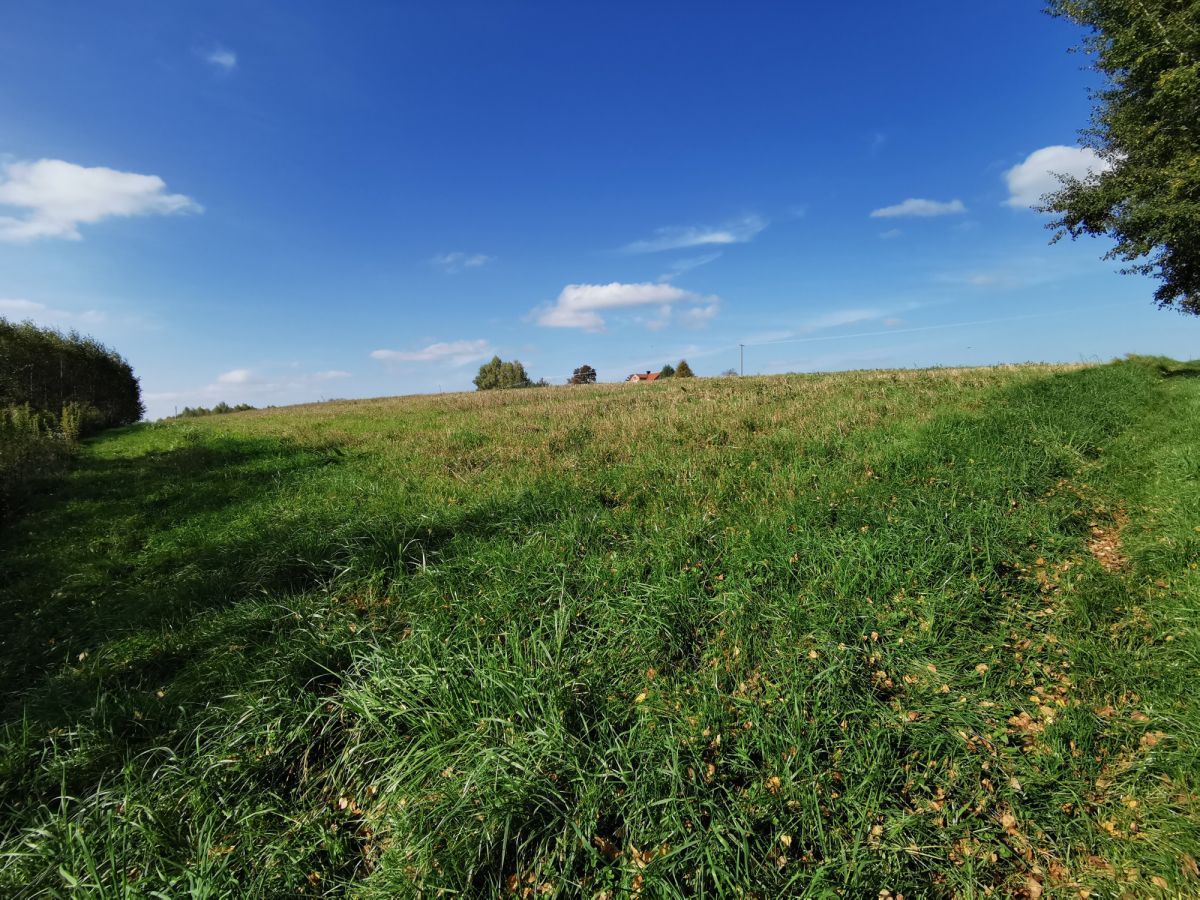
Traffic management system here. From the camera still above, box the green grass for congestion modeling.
[1,359,1198,897]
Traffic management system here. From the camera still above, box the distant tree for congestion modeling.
[174,402,255,419]
[570,364,597,385]
[533,377,551,387]
[675,359,695,378]
[659,363,675,378]
[1043,0,1200,314]
[473,356,533,390]
[721,368,739,377]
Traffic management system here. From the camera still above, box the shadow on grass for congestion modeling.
[0,429,571,733]
[1161,364,1200,379]
[0,435,347,699]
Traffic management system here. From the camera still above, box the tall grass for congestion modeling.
[0,360,1196,896]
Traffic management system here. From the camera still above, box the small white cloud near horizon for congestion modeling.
[205,46,237,72]
[217,368,254,385]
[0,297,107,326]
[0,158,201,242]
[1004,145,1112,209]
[314,370,351,380]
[534,281,718,331]
[622,214,766,253]
[370,339,493,366]
[430,252,494,273]
[870,198,966,219]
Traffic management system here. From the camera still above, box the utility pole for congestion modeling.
[739,344,744,376]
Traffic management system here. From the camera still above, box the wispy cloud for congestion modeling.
[0,297,105,325]
[370,339,493,366]
[0,158,201,242]
[935,253,1095,289]
[533,281,718,332]
[430,252,494,273]
[656,251,723,283]
[204,46,237,72]
[621,214,766,253]
[314,370,351,380]
[879,228,903,240]
[870,198,966,219]
[1004,145,1111,208]
[740,307,902,348]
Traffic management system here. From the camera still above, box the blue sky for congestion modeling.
[2,1,1196,418]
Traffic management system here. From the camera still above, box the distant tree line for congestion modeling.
[1,318,144,430]
[471,356,709,390]
[176,402,256,418]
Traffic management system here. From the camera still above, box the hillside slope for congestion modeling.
[1,360,1197,897]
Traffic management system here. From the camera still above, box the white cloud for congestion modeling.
[314,370,351,380]
[656,251,723,283]
[217,368,254,384]
[1004,145,1112,208]
[205,46,237,72]
[622,214,766,253]
[870,198,966,219]
[0,159,201,242]
[534,281,718,331]
[0,297,105,325]
[430,252,494,273]
[879,228,903,240]
[370,339,493,366]
[678,303,720,329]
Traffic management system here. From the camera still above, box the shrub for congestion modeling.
[0,318,144,428]
[473,356,533,390]
[0,404,70,521]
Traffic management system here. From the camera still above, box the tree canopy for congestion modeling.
[675,359,695,378]
[1044,0,1200,314]
[570,364,597,385]
[0,318,144,429]
[659,364,676,378]
[472,356,533,390]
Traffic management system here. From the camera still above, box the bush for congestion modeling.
[0,320,145,523]
[473,356,533,390]
[0,404,71,521]
[0,318,144,428]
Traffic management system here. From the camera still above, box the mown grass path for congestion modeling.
[1,360,1196,897]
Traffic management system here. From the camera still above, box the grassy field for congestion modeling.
[1,358,1198,897]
